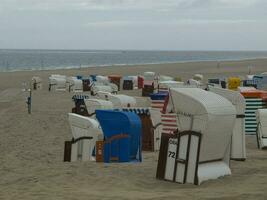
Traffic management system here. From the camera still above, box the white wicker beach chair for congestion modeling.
[157,88,236,185]
[209,86,246,160]
[68,113,103,161]
[256,109,267,149]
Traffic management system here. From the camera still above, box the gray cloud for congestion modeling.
[0,0,266,50]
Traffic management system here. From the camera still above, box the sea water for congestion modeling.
[1,49,267,72]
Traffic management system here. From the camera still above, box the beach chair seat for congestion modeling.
[64,113,103,162]
[32,76,42,90]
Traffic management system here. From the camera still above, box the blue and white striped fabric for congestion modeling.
[72,94,90,101]
[115,107,150,115]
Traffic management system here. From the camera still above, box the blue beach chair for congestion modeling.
[95,110,142,163]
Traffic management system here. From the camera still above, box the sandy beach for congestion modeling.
[0,59,267,200]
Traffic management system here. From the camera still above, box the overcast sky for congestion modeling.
[0,0,267,50]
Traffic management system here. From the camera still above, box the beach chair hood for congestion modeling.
[84,99,113,115]
[109,94,137,108]
[169,88,236,162]
[209,86,246,160]
[95,110,142,162]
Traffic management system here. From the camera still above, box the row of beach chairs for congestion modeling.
[63,84,267,185]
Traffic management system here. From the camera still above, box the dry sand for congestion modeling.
[0,59,267,200]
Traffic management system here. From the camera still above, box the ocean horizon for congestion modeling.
[1,49,267,72]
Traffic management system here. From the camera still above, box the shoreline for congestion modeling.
[1,57,267,74]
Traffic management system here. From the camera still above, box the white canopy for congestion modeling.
[32,76,42,83]
[159,88,236,185]
[169,88,236,162]
[209,86,246,160]
[49,75,67,91]
[68,113,103,161]
[91,85,114,95]
[256,109,267,149]
[84,99,113,115]
[109,94,137,108]
[96,75,110,84]
[67,77,83,92]
[159,75,174,82]
[193,74,204,81]
[158,81,184,89]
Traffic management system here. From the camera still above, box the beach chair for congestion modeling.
[71,95,90,116]
[187,79,201,87]
[64,113,103,162]
[122,76,134,90]
[31,76,42,90]
[193,74,204,82]
[67,77,83,92]
[240,89,267,134]
[82,77,92,91]
[96,75,110,84]
[156,88,236,185]
[127,76,138,89]
[91,84,116,96]
[49,75,67,91]
[209,86,246,160]
[256,109,267,149]
[108,75,122,91]
[95,110,142,163]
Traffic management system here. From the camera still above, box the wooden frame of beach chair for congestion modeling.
[119,108,154,151]
[156,130,202,185]
[64,136,93,162]
[104,134,130,162]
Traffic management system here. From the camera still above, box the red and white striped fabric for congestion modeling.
[161,113,178,134]
[151,99,165,110]
[150,94,178,135]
